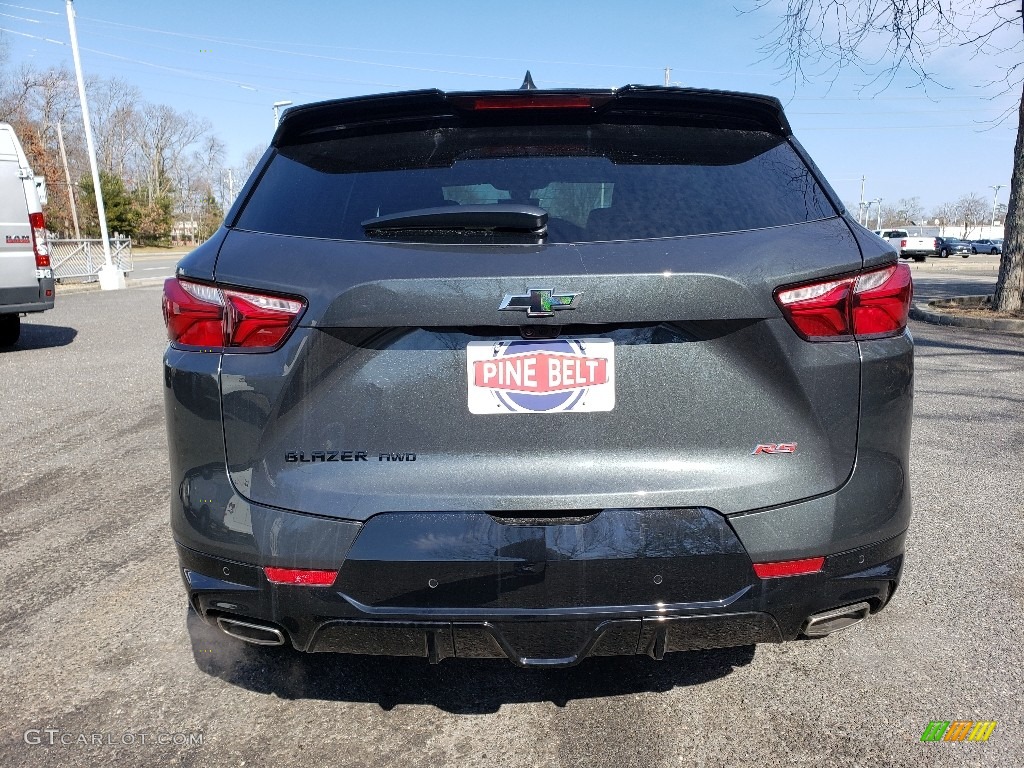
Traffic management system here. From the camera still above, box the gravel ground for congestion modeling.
[0,280,1021,768]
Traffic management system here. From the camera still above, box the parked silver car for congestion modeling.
[971,239,1002,254]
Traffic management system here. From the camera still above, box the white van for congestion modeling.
[0,122,54,348]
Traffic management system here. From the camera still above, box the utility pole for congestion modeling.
[990,184,1004,229]
[66,0,122,289]
[55,121,81,239]
[859,175,866,226]
[227,168,234,204]
[664,67,671,86]
[874,198,883,231]
[273,100,293,129]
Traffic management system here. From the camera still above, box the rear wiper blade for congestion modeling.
[362,204,548,234]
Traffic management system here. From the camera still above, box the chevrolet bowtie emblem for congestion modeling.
[498,288,581,318]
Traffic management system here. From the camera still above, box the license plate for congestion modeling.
[466,339,615,414]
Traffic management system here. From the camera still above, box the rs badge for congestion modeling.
[752,443,798,455]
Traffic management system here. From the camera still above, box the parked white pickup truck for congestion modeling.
[873,229,936,262]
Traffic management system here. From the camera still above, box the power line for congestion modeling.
[0,10,40,22]
[73,17,530,82]
[78,16,659,71]
[0,2,59,15]
[0,26,259,89]
[75,14,783,80]
[59,25,405,89]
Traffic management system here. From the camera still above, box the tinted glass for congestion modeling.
[236,124,836,242]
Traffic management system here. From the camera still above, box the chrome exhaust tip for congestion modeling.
[216,617,286,646]
[803,602,871,638]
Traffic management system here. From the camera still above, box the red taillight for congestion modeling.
[467,95,606,110]
[775,264,912,341]
[263,567,338,586]
[752,557,825,578]
[162,278,304,351]
[224,289,306,348]
[851,263,914,337]
[900,239,907,248]
[162,278,224,348]
[29,211,49,268]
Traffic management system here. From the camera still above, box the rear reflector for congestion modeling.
[29,212,49,268]
[162,278,305,351]
[753,557,825,579]
[775,263,912,341]
[264,567,339,586]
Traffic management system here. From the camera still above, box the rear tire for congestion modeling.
[913,255,926,262]
[962,253,970,258]
[941,249,949,258]
[0,314,20,348]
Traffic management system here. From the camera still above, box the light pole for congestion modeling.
[859,174,866,226]
[990,184,1004,229]
[67,0,123,290]
[273,100,293,129]
[874,198,883,231]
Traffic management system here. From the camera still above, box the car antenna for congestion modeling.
[520,71,537,90]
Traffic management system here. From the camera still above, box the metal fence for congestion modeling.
[50,238,134,282]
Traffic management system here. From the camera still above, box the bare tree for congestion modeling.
[89,77,141,181]
[891,196,925,226]
[240,144,266,179]
[0,64,85,236]
[950,193,991,238]
[175,135,227,243]
[931,201,959,229]
[752,0,1024,311]
[0,48,239,244]
[211,143,269,214]
[130,104,212,205]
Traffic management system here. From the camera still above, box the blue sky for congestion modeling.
[2,0,1018,216]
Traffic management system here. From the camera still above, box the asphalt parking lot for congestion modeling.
[1,261,1021,767]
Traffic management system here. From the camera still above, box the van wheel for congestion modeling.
[0,314,20,348]
[913,255,926,262]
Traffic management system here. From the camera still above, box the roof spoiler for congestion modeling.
[273,85,792,145]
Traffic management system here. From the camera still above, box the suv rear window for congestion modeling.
[235,123,836,243]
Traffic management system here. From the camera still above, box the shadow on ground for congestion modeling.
[912,327,1024,358]
[2,323,77,351]
[186,608,756,712]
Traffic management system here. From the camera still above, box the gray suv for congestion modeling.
[163,86,914,667]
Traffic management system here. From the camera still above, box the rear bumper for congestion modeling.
[0,278,55,314]
[177,510,905,667]
[166,328,912,666]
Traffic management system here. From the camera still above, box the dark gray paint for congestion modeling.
[164,87,914,662]
[213,217,865,520]
[216,217,861,327]
[165,214,910,561]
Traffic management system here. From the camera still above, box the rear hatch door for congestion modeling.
[216,90,862,520]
